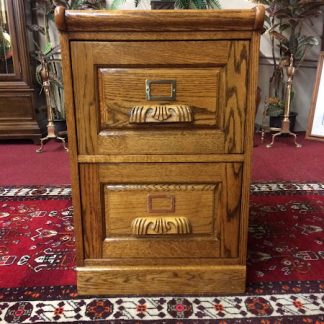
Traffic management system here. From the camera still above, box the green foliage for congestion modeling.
[250,0,323,66]
[111,0,221,9]
[174,0,221,9]
[0,28,10,59]
[31,0,108,119]
[250,0,323,105]
[33,0,107,20]
[265,96,285,116]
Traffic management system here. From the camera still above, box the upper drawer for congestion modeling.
[71,40,250,155]
[99,68,221,129]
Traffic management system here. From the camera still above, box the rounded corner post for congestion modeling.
[55,6,66,31]
[254,4,265,31]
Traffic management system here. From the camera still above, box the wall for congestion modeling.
[107,0,324,131]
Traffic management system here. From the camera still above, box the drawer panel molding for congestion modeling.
[106,184,217,191]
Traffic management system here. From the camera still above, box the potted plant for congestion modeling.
[265,95,297,131]
[250,0,324,131]
[0,28,10,59]
[0,17,12,73]
[30,0,107,138]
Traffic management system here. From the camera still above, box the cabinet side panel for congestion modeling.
[224,41,249,153]
[240,32,261,264]
[79,164,103,259]
[60,33,84,266]
[221,163,243,258]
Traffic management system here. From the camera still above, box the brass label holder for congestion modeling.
[147,194,175,213]
[145,79,176,101]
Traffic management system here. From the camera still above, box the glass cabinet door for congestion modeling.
[0,0,18,77]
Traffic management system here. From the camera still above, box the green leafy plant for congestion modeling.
[250,0,323,117]
[0,13,11,61]
[30,0,107,119]
[0,28,10,60]
[265,96,285,116]
[111,0,221,10]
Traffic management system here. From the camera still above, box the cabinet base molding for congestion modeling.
[0,121,41,143]
[77,265,246,295]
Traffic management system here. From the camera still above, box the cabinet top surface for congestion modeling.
[55,6,265,33]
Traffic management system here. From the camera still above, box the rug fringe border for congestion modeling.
[0,292,323,322]
[1,183,324,197]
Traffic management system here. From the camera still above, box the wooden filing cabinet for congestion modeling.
[55,7,264,295]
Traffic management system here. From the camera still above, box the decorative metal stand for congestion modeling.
[36,60,68,153]
[266,55,302,148]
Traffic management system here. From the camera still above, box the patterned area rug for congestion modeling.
[0,183,323,323]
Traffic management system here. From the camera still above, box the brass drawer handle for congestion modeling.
[131,216,192,235]
[129,105,193,124]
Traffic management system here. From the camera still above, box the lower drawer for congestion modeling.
[104,183,220,258]
[79,162,243,260]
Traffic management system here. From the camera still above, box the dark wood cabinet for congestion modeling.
[0,0,40,142]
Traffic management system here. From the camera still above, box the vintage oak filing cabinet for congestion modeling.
[55,7,264,295]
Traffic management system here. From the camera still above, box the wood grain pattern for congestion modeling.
[223,41,249,153]
[57,8,263,295]
[131,216,191,235]
[77,154,245,163]
[77,265,246,295]
[99,68,219,129]
[102,239,220,259]
[55,7,265,32]
[79,164,103,259]
[104,182,218,236]
[91,41,231,65]
[72,40,249,154]
[100,164,222,260]
[0,94,34,119]
[72,41,229,155]
[221,163,243,258]
[84,257,240,267]
[98,163,224,183]
[66,31,253,41]
[71,42,97,154]
[59,33,85,266]
[239,32,262,264]
[129,105,193,124]
[97,129,225,155]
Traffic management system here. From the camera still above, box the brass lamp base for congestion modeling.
[266,119,302,148]
[264,55,302,149]
[36,122,68,153]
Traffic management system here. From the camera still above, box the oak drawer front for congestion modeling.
[105,184,216,236]
[99,68,221,129]
[104,184,220,258]
[71,41,249,155]
[79,162,243,260]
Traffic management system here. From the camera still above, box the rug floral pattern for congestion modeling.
[0,183,323,323]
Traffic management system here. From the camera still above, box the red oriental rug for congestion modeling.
[0,183,323,323]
